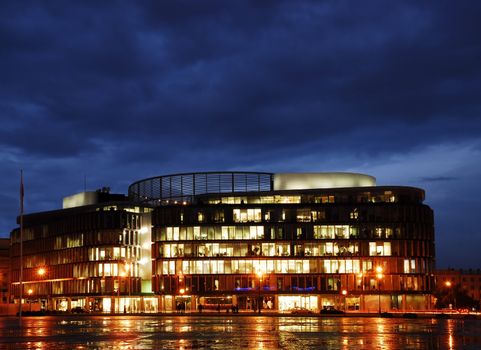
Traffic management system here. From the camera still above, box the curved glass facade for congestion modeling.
[151,186,435,312]
[128,172,274,205]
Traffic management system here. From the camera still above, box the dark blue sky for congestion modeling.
[1,1,480,268]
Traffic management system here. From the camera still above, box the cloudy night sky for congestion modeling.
[1,1,481,268]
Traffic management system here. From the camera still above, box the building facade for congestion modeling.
[9,189,155,313]
[130,172,435,312]
[9,171,435,313]
[435,268,481,309]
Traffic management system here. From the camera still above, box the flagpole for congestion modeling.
[19,170,24,320]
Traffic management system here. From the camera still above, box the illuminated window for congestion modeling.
[104,264,111,276]
[186,227,193,240]
[404,259,416,273]
[313,225,350,239]
[320,196,335,203]
[249,226,262,239]
[349,227,359,238]
[385,228,393,238]
[221,227,229,240]
[362,260,373,272]
[214,210,224,223]
[296,209,311,222]
[350,209,359,220]
[346,260,353,273]
[323,260,331,273]
[233,208,261,223]
[297,228,306,239]
[369,242,391,256]
[384,242,391,255]
[193,226,201,240]
[311,210,326,222]
[335,226,349,239]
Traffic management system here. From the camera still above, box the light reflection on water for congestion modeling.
[0,316,480,349]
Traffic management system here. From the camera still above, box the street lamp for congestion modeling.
[376,266,383,313]
[124,262,131,297]
[341,289,348,311]
[179,288,185,314]
[256,271,263,314]
[27,288,33,311]
[118,270,126,313]
[445,280,456,309]
[37,267,47,310]
[357,272,364,291]
[123,261,131,312]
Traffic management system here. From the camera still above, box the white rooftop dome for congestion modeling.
[273,172,376,191]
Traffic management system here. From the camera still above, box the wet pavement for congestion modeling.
[1,315,481,349]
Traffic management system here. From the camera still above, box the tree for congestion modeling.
[434,282,478,310]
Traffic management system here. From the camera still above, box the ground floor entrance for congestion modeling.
[26,293,431,313]
[46,296,158,313]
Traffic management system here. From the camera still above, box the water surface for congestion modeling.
[1,315,480,349]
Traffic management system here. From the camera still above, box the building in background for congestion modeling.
[9,171,436,313]
[131,172,435,313]
[434,268,481,310]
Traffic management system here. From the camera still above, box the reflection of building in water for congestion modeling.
[8,172,435,313]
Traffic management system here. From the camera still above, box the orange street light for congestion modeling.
[376,266,384,313]
[27,289,33,311]
[256,271,263,314]
[444,281,456,309]
[117,268,127,313]
[37,267,48,310]
[341,289,348,311]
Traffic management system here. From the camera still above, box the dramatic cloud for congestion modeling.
[1,1,481,267]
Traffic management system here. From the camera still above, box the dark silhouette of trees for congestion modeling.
[434,282,479,310]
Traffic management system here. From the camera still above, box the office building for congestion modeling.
[9,188,154,313]
[9,171,435,313]
[131,172,435,312]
